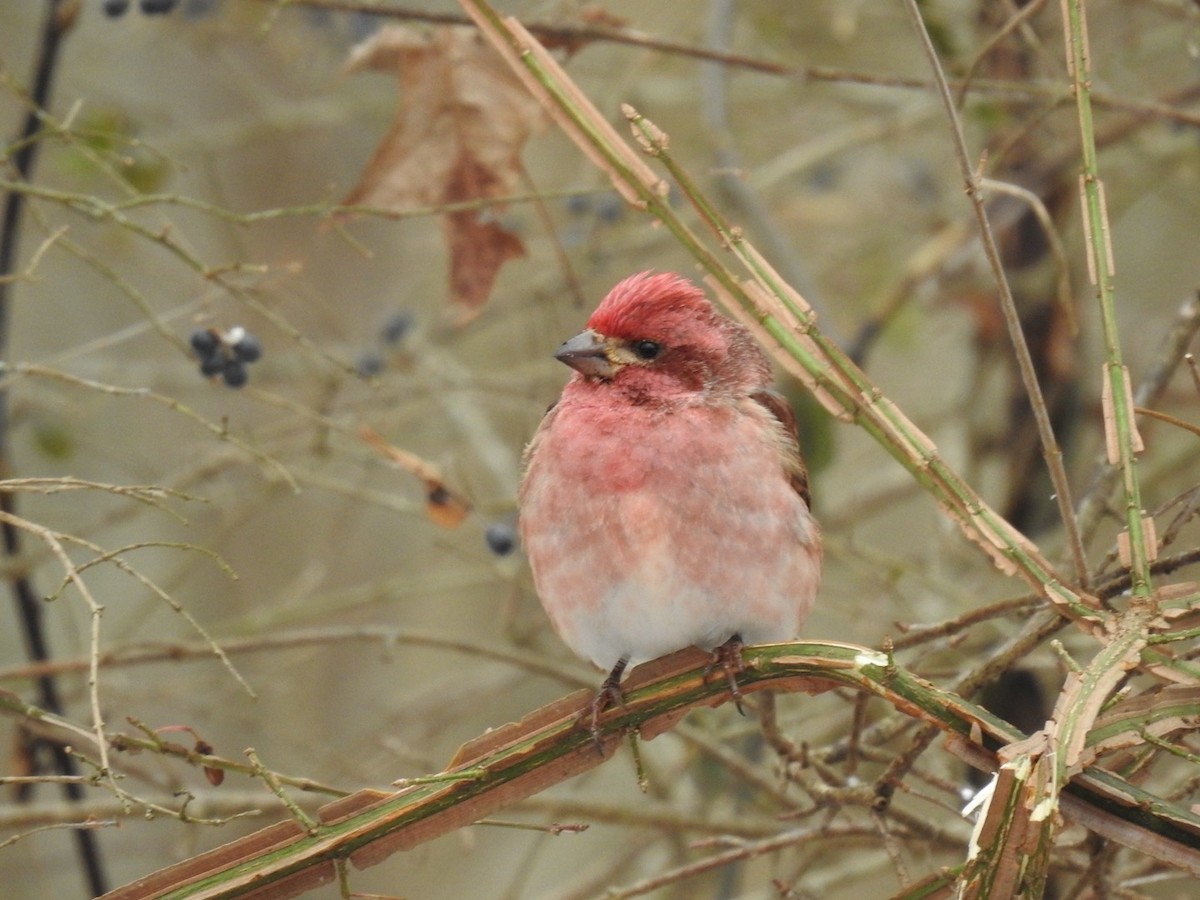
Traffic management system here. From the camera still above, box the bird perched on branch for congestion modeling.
[518,272,822,739]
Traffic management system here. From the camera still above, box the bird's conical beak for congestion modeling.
[555,329,616,378]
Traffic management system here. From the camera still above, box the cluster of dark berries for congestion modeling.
[104,0,179,16]
[190,326,262,389]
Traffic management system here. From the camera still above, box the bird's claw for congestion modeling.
[704,635,747,715]
[586,657,630,755]
[588,680,626,754]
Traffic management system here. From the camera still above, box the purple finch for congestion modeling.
[519,272,821,726]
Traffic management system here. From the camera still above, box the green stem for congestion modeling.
[1061,0,1152,598]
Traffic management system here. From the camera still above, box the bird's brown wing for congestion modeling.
[750,388,811,508]
[519,398,560,471]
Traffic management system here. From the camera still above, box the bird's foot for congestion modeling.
[704,634,747,715]
[587,657,629,754]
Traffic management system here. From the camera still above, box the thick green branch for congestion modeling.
[91,644,1200,899]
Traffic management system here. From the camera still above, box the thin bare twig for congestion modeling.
[901,0,1089,590]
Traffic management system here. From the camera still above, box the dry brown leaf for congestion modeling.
[343,26,545,324]
[358,424,471,528]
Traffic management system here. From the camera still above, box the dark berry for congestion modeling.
[594,193,624,223]
[564,194,592,216]
[103,0,131,16]
[189,328,220,357]
[140,0,178,14]
[231,333,262,363]
[221,360,248,388]
[485,521,517,557]
[379,311,413,346]
[182,0,219,18]
[199,354,225,377]
[356,351,385,378]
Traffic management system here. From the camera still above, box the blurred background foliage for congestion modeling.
[2,0,1200,897]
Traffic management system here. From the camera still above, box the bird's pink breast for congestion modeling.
[519,392,820,670]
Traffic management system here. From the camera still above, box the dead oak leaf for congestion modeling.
[343,26,545,324]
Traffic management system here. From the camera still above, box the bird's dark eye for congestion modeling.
[632,340,662,361]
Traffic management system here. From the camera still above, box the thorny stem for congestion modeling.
[1076,291,1200,547]
[1061,0,1153,599]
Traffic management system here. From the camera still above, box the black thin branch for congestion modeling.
[0,2,107,894]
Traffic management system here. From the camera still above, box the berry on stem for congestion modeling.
[199,355,225,377]
[189,328,220,357]
[356,351,385,378]
[485,521,517,557]
[140,0,178,14]
[221,359,248,388]
[231,333,262,363]
[379,310,413,346]
[565,194,592,216]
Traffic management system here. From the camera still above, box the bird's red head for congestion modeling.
[586,272,721,341]
[556,272,770,401]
